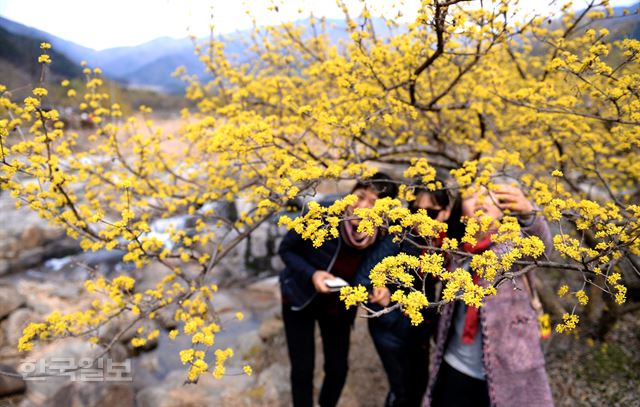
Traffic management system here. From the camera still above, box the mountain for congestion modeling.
[0,15,96,66]
[1,7,637,94]
[0,16,217,92]
[0,14,397,92]
[600,5,640,41]
[0,24,82,86]
[83,37,197,80]
[125,53,203,93]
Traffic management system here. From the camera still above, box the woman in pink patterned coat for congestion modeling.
[424,185,554,407]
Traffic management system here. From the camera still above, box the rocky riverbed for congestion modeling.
[0,191,389,407]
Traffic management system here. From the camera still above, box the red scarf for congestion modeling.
[460,235,492,344]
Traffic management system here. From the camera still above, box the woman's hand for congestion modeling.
[493,185,534,214]
[311,270,334,294]
[369,286,391,306]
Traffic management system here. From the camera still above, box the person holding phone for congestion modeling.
[279,172,398,407]
[426,182,554,407]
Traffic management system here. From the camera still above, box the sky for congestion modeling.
[0,0,638,50]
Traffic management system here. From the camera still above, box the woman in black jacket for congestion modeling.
[353,180,462,407]
[279,172,398,407]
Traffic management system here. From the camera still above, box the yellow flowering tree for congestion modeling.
[1,0,639,381]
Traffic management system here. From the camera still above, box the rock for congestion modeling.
[107,343,129,363]
[155,304,179,330]
[258,318,284,342]
[0,285,25,319]
[117,319,161,352]
[0,260,9,276]
[51,282,81,300]
[48,381,135,407]
[5,239,81,275]
[131,354,163,390]
[136,369,223,407]
[0,232,19,259]
[42,228,65,242]
[247,276,280,295]
[256,362,291,406]
[17,280,72,315]
[160,369,186,389]
[134,262,173,293]
[248,224,270,259]
[6,309,41,347]
[0,363,26,397]
[198,200,238,224]
[148,371,255,406]
[246,276,281,308]
[203,372,254,406]
[210,292,237,315]
[0,319,7,348]
[20,338,103,402]
[20,225,46,251]
[270,255,285,272]
[235,331,263,362]
[136,387,169,407]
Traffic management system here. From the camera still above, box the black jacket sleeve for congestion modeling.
[278,228,318,283]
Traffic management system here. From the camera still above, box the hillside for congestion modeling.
[0,7,638,93]
[0,25,82,86]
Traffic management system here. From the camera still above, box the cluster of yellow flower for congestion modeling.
[556,313,580,334]
[2,0,639,376]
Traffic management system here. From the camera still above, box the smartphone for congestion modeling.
[325,277,349,292]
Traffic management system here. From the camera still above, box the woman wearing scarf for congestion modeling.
[426,184,554,407]
[279,172,398,407]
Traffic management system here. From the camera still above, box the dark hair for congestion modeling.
[352,172,398,199]
[446,196,465,240]
[408,168,465,240]
[412,187,451,212]
[409,167,451,212]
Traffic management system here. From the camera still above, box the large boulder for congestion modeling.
[6,309,41,348]
[0,259,9,276]
[108,317,160,353]
[20,225,46,251]
[256,362,291,407]
[258,318,284,343]
[0,231,19,260]
[47,381,135,407]
[19,339,104,404]
[136,370,220,407]
[0,285,25,319]
[246,276,281,315]
[246,276,279,296]
[137,360,257,407]
[130,261,173,293]
[16,280,74,315]
[270,255,285,273]
[234,331,263,362]
[209,291,238,315]
[0,363,26,397]
[155,304,179,330]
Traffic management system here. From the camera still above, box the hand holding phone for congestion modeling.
[324,277,349,292]
[312,271,334,293]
